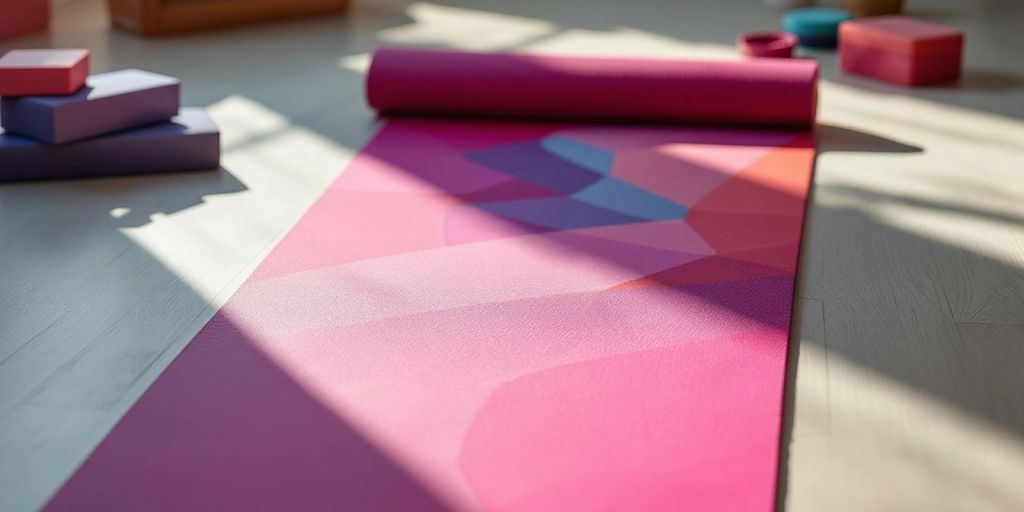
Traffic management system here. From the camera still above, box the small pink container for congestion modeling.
[738,32,799,58]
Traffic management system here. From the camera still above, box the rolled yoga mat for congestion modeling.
[47,48,818,512]
[369,47,819,126]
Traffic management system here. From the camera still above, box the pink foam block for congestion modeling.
[0,0,48,41]
[368,47,819,127]
[0,49,89,96]
[839,15,963,86]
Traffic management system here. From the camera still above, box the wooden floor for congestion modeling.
[2,0,1023,510]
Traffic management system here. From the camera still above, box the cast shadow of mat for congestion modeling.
[815,123,923,153]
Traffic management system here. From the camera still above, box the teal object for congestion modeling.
[780,7,853,48]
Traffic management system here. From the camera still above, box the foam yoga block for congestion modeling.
[0,0,49,41]
[840,16,963,85]
[0,107,219,182]
[0,68,179,144]
[0,49,88,96]
[368,47,819,127]
[781,7,854,48]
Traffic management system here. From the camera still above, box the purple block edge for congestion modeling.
[0,107,220,182]
[0,69,181,144]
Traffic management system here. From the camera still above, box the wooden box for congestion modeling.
[841,0,904,18]
[108,0,350,35]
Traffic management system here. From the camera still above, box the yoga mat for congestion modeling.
[46,49,817,511]
[368,47,819,126]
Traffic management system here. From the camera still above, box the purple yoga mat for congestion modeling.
[0,107,219,182]
[0,68,179,144]
[367,47,819,127]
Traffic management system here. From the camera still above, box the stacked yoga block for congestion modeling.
[840,16,963,85]
[0,49,220,182]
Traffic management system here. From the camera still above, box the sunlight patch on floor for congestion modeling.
[121,95,358,303]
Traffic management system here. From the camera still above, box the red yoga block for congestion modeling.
[0,0,49,40]
[0,49,90,96]
[839,15,962,86]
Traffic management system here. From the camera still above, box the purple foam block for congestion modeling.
[0,68,179,144]
[0,107,219,182]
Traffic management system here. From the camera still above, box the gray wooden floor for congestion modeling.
[2,0,1023,510]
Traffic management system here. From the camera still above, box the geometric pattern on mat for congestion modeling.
[44,120,815,512]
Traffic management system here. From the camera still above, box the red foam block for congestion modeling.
[839,15,962,86]
[0,49,90,96]
[0,0,48,41]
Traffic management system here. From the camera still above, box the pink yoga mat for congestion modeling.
[46,49,817,511]
[368,47,819,126]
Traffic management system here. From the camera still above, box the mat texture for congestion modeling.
[46,119,814,511]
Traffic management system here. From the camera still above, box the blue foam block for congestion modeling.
[0,68,180,144]
[781,7,853,48]
[0,107,219,182]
